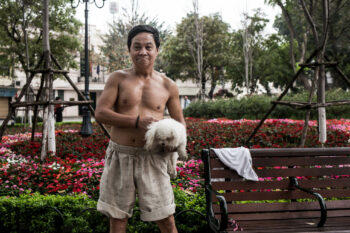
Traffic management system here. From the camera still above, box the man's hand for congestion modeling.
[137,116,158,130]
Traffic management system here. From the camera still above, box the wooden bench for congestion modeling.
[202,147,350,232]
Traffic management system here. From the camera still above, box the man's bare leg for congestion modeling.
[155,215,178,233]
[110,217,128,233]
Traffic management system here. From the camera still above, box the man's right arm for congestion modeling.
[95,72,137,128]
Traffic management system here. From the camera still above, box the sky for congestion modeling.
[74,0,281,35]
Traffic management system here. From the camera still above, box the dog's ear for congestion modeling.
[144,124,156,151]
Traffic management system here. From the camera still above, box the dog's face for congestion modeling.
[154,127,177,151]
[144,118,186,153]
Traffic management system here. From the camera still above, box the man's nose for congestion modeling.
[139,47,147,55]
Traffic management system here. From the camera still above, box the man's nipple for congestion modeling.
[123,99,128,104]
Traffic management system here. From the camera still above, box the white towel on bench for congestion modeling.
[212,147,259,181]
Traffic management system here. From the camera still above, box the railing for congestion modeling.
[77,76,105,83]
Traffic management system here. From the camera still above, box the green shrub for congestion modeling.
[14,116,43,124]
[0,189,207,233]
[184,89,350,120]
[0,193,108,233]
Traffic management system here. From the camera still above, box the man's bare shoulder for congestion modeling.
[157,72,177,89]
[106,69,133,85]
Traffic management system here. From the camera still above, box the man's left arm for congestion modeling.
[166,81,186,127]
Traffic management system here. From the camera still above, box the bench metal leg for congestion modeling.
[290,177,327,227]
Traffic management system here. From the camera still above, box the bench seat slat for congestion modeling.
[211,167,350,178]
[213,199,350,213]
[210,148,350,157]
[210,157,350,167]
[212,178,350,190]
[224,211,323,220]
[249,147,350,156]
[219,209,350,221]
[212,189,350,201]
[230,217,350,232]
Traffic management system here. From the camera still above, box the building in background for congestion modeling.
[0,78,16,124]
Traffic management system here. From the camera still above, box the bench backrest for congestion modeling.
[203,147,350,222]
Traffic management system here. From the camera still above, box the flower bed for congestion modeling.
[1,119,350,199]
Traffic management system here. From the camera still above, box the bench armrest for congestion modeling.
[290,177,327,227]
[205,185,228,232]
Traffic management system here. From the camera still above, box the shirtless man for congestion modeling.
[95,25,184,233]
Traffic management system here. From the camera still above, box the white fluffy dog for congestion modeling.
[144,118,187,178]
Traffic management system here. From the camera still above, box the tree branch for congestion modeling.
[299,0,319,44]
[276,0,297,73]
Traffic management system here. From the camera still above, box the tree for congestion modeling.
[225,9,291,95]
[241,9,269,95]
[0,0,81,75]
[159,13,231,99]
[100,0,170,72]
[0,0,81,126]
[266,0,350,90]
[266,0,350,145]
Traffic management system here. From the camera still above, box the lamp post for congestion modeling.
[71,0,105,137]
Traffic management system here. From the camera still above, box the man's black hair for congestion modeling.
[127,25,160,50]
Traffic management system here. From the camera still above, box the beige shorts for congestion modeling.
[97,140,175,222]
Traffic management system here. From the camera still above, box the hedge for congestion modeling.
[0,189,208,233]
[184,89,350,120]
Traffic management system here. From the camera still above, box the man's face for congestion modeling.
[129,32,158,68]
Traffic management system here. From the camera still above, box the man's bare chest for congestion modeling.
[116,81,169,111]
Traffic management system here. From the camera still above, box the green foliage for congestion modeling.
[184,89,350,120]
[0,0,81,78]
[159,13,231,98]
[0,189,207,233]
[0,193,108,233]
[266,0,350,90]
[173,188,208,233]
[227,9,294,95]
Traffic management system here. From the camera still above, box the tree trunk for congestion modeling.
[317,0,330,144]
[208,67,218,99]
[41,0,55,160]
[41,77,49,160]
[300,0,329,145]
[242,25,250,95]
[193,0,204,100]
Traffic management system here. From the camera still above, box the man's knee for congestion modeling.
[110,217,128,232]
[156,215,177,232]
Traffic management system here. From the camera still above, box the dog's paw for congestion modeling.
[177,150,188,161]
[169,171,177,179]
[168,166,177,179]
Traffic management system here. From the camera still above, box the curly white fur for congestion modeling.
[144,118,187,178]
